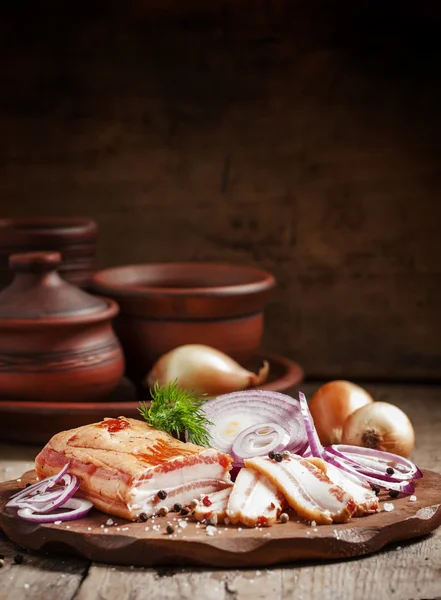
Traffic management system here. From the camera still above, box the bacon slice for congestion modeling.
[192,486,233,523]
[226,467,284,527]
[245,455,357,524]
[35,417,232,520]
[320,462,379,516]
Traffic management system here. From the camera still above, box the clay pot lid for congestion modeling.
[0,251,107,320]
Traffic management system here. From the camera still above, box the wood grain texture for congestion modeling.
[0,383,441,599]
[0,533,88,600]
[0,1,440,380]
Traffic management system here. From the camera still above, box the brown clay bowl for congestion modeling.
[91,262,276,384]
[0,217,98,289]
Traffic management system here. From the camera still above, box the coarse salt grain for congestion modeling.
[206,525,217,536]
[237,527,243,532]
[87,527,92,531]
[178,520,188,529]
[122,527,129,531]
[104,528,109,533]
[24,584,30,589]
[383,503,395,512]
[106,519,114,526]
[409,495,417,502]
[310,521,316,527]
[54,520,62,525]
[65,525,70,529]
[144,526,149,531]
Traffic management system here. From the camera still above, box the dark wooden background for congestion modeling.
[1,1,440,381]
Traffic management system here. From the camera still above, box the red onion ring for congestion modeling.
[203,390,307,456]
[323,451,416,494]
[7,463,70,506]
[7,474,80,514]
[231,422,291,465]
[326,444,422,481]
[298,391,324,458]
[17,497,93,523]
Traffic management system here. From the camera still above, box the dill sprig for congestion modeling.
[138,379,213,446]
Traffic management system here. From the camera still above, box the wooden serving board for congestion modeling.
[1,470,441,568]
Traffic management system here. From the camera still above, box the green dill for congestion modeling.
[138,380,213,446]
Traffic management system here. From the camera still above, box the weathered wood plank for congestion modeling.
[0,532,88,600]
[280,530,441,600]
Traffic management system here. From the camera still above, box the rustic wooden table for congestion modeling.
[0,382,440,600]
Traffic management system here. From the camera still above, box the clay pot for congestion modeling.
[0,217,98,290]
[91,262,276,385]
[0,252,125,402]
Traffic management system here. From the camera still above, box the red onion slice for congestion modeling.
[7,472,80,514]
[298,392,324,458]
[327,444,422,481]
[323,450,415,494]
[15,475,80,514]
[203,390,307,456]
[17,497,93,523]
[231,422,291,465]
[7,463,70,505]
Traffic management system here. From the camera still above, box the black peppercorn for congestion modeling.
[173,503,182,512]
[274,453,283,462]
[157,490,167,500]
[371,484,381,496]
[139,513,148,522]
[25,483,31,488]
[388,489,399,499]
[386,467,394,475]
[166,524,175,535]
[268,451,275,460]
[14,554,24,564]
[180,507,190,516]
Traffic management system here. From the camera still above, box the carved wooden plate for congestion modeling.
[0,353,303,445]
[1,470,440,568]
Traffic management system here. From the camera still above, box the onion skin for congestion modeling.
[341,401,415,458]
[309,381,374,446]
[145,344,269,396]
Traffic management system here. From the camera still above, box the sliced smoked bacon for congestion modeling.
[245,454,357,524]
[226,467,284,527]
[35,417,232,520]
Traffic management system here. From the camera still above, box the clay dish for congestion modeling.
[0,217,98,290]
[0,252,124,402]
[91,262,276,384]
